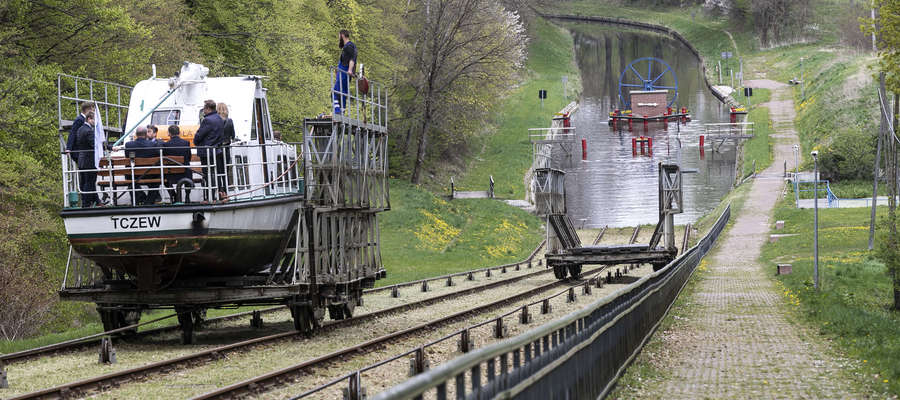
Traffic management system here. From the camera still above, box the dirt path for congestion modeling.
[624,80,863,398]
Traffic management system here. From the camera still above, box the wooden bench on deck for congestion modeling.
[97,155,204,205]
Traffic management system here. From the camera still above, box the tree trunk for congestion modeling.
[400,125,413,156]
[411,98,432,184]
[894,285,900,310]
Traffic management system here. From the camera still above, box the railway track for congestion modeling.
[190,266,610,400]
[8,263,554,399]
[1,242,545,367]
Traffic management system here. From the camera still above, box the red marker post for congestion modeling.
[581,138,587,160]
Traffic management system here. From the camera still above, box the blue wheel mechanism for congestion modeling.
[618,57,678,108]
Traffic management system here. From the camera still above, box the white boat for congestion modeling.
[56,63,390,341]
[59,63,303,284]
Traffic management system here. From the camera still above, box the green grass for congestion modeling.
[761,198,900,396]
[791,178,888,200]
[742,94,775,177]
[0,306,262,354]
[378,179,544,286]
[456,17,581,199]
[731,86,772,108]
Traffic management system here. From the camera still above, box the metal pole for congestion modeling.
[813,152,819,291]
[800,58,805,100]
[794,145,800,206]
[718,61,722,85]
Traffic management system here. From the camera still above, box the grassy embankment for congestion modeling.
[456,17,581,199]
[762,199,899,394]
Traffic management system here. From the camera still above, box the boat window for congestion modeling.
[260,99,273,141]
[150,109,180,125]
[250,103,258,141]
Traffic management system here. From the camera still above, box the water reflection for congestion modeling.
[563,25,736,228]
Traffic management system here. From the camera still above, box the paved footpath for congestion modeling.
[627,80,863,398]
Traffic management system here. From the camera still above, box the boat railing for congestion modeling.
[57,73,131,137]
[329,66,388,131]
[61,141,303,208]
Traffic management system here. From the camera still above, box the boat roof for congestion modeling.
[123,69,263,143]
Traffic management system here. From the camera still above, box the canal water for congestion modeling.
[561,23,737,228]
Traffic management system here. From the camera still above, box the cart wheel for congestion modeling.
[97,306,141,336]
[567,264,582,280]
[553,265,567,280]
[291,305,320,334]
[191,309,206,331]
[175,307,195,345]
[327,304,345,320]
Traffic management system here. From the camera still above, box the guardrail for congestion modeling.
[375,204,731,400]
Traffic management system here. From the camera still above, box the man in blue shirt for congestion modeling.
[333,29,357,115]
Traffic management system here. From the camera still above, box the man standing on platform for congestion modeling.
[333,29,356,115]
[67,102,94,162]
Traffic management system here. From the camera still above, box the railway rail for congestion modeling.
[1,242,546,367]
[283,267,641,400]
[190,266,611,400]
[8,260,554,399]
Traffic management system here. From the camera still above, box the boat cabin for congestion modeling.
[58,62,302,208]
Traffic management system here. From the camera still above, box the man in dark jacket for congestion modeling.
[193,99,224,193]
[125,126,158,158]
[75,112,99,207]
[163,125,193,203]
[67,102,94,162]
[125,126,161,204]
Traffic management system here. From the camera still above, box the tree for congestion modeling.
[870,0,900,310]
[405,0,526,184]
[871,0,900,93]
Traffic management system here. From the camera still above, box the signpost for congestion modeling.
[539,89,547,108]
[744,86,752,107]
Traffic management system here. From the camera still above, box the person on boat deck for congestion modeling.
[193,99,225,195]
[333,29,356,115]
[217,102,234,185]
[67,101,94,162]
[218,103,235,145]
[163,125,193,203]
[147,124,160,146]
[125,126,162,205]
[75,111,100,207]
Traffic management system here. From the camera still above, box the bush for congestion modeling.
[0,149,66,340]
[818,128,877,181]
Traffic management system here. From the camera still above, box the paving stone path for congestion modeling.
[627,80,863,398]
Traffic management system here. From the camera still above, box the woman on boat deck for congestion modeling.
[333,29,356,115]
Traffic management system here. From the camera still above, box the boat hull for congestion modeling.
[62,196,302,280]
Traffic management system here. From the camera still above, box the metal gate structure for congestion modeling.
[374,204,730,400]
